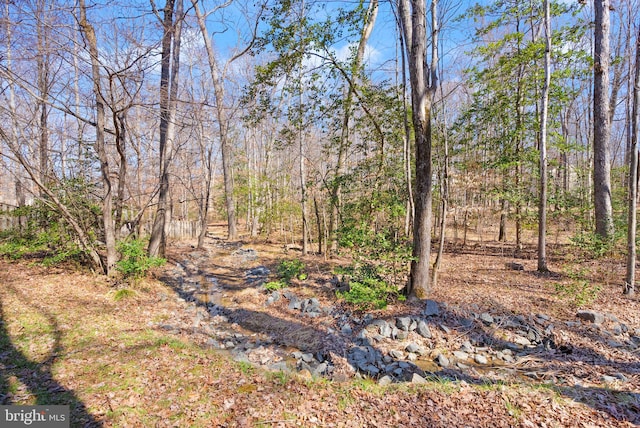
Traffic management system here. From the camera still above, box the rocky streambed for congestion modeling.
[155,240,640,390]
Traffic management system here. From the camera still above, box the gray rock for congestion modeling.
[206,339,222,349]
[302,298,321,313]
[405,343,421,353]
[389,350,404,360]
[506,262,524,271]
[601,375,618,383]
[416,320,432,339]
[407,353,418,361]
[378,375,393,386]
[424,300,440,317]
[513,336,531,347]
[396,330,409,340]
[396,317,412,331]
[268,361,290,372]
[231,350,249,363]
[440,324,451,334]
[576,310,605,325]
[341,323,353,335]
[459,318,474,329]
[379,322,392,338]
[248,266,270,276]
[460,341,474,353]
[301,353,315,363]
[371,320,392,338]
[480,313,494,325]
[452,351,469,360]
[436,354,450,368]
[614,372,628,382]
[536,313,550,321]
[611,324,623,336]
[391,327,400,339]
[312,362,328,376]
[411,373,427,384]
[474,354,489,365]
[409,319,418,331]
[362,364,380,376]
[288,297,302,310]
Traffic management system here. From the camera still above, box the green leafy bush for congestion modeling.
[0,201,88,266]
[276,259,306,284]
[569,231,619,259]
[264,280,287,291]
[335,264,405,310]
[554,269,601,307]
[116,239,165,281]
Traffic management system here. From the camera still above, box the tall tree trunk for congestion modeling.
[400,0,438,298]
[537,0,551,272]
[432,107,449,287]
[191,0,237,240]
[36,0,49,192]
[78,0,117,275]
[624,27,640,296]
[149,0,183,257]
[593,0,614,239]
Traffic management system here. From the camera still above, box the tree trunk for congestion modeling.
[537,0,551,273]
[36,0,49,193]
[149,0,183,257]
[400,0,438,298]
[624,27,640,296]
[191,0,238,240]
[78,0,117,275]
[593,0,614,239]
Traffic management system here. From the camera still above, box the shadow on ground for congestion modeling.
[0,288,101,427]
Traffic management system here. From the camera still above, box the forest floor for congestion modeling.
[1,226,639,427]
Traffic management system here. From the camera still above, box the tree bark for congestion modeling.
[537,0,551,273]
[593,0,614,239]
[148,0,183,257]
[400,0,438,298]
[191,0,238,240]
[624,26,640,296]
[78,0,117,275]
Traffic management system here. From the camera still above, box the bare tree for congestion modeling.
[77,0,118,274]
[148,0,184,258]
[399,0,439,298]
[593,0,614,239]
[624,26,640,296]
[537,0,551,273]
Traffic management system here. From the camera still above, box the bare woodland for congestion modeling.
[1,0,640,295]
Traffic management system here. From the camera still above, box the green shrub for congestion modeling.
[116,239,165,281]
[335,263,405,310]
[569,231,619,259]
[276,259,306,284]
[554,269,601,307]
[264,280,287,291]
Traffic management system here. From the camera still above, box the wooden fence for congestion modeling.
[142,220,202,240]
[0,201,200,241]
